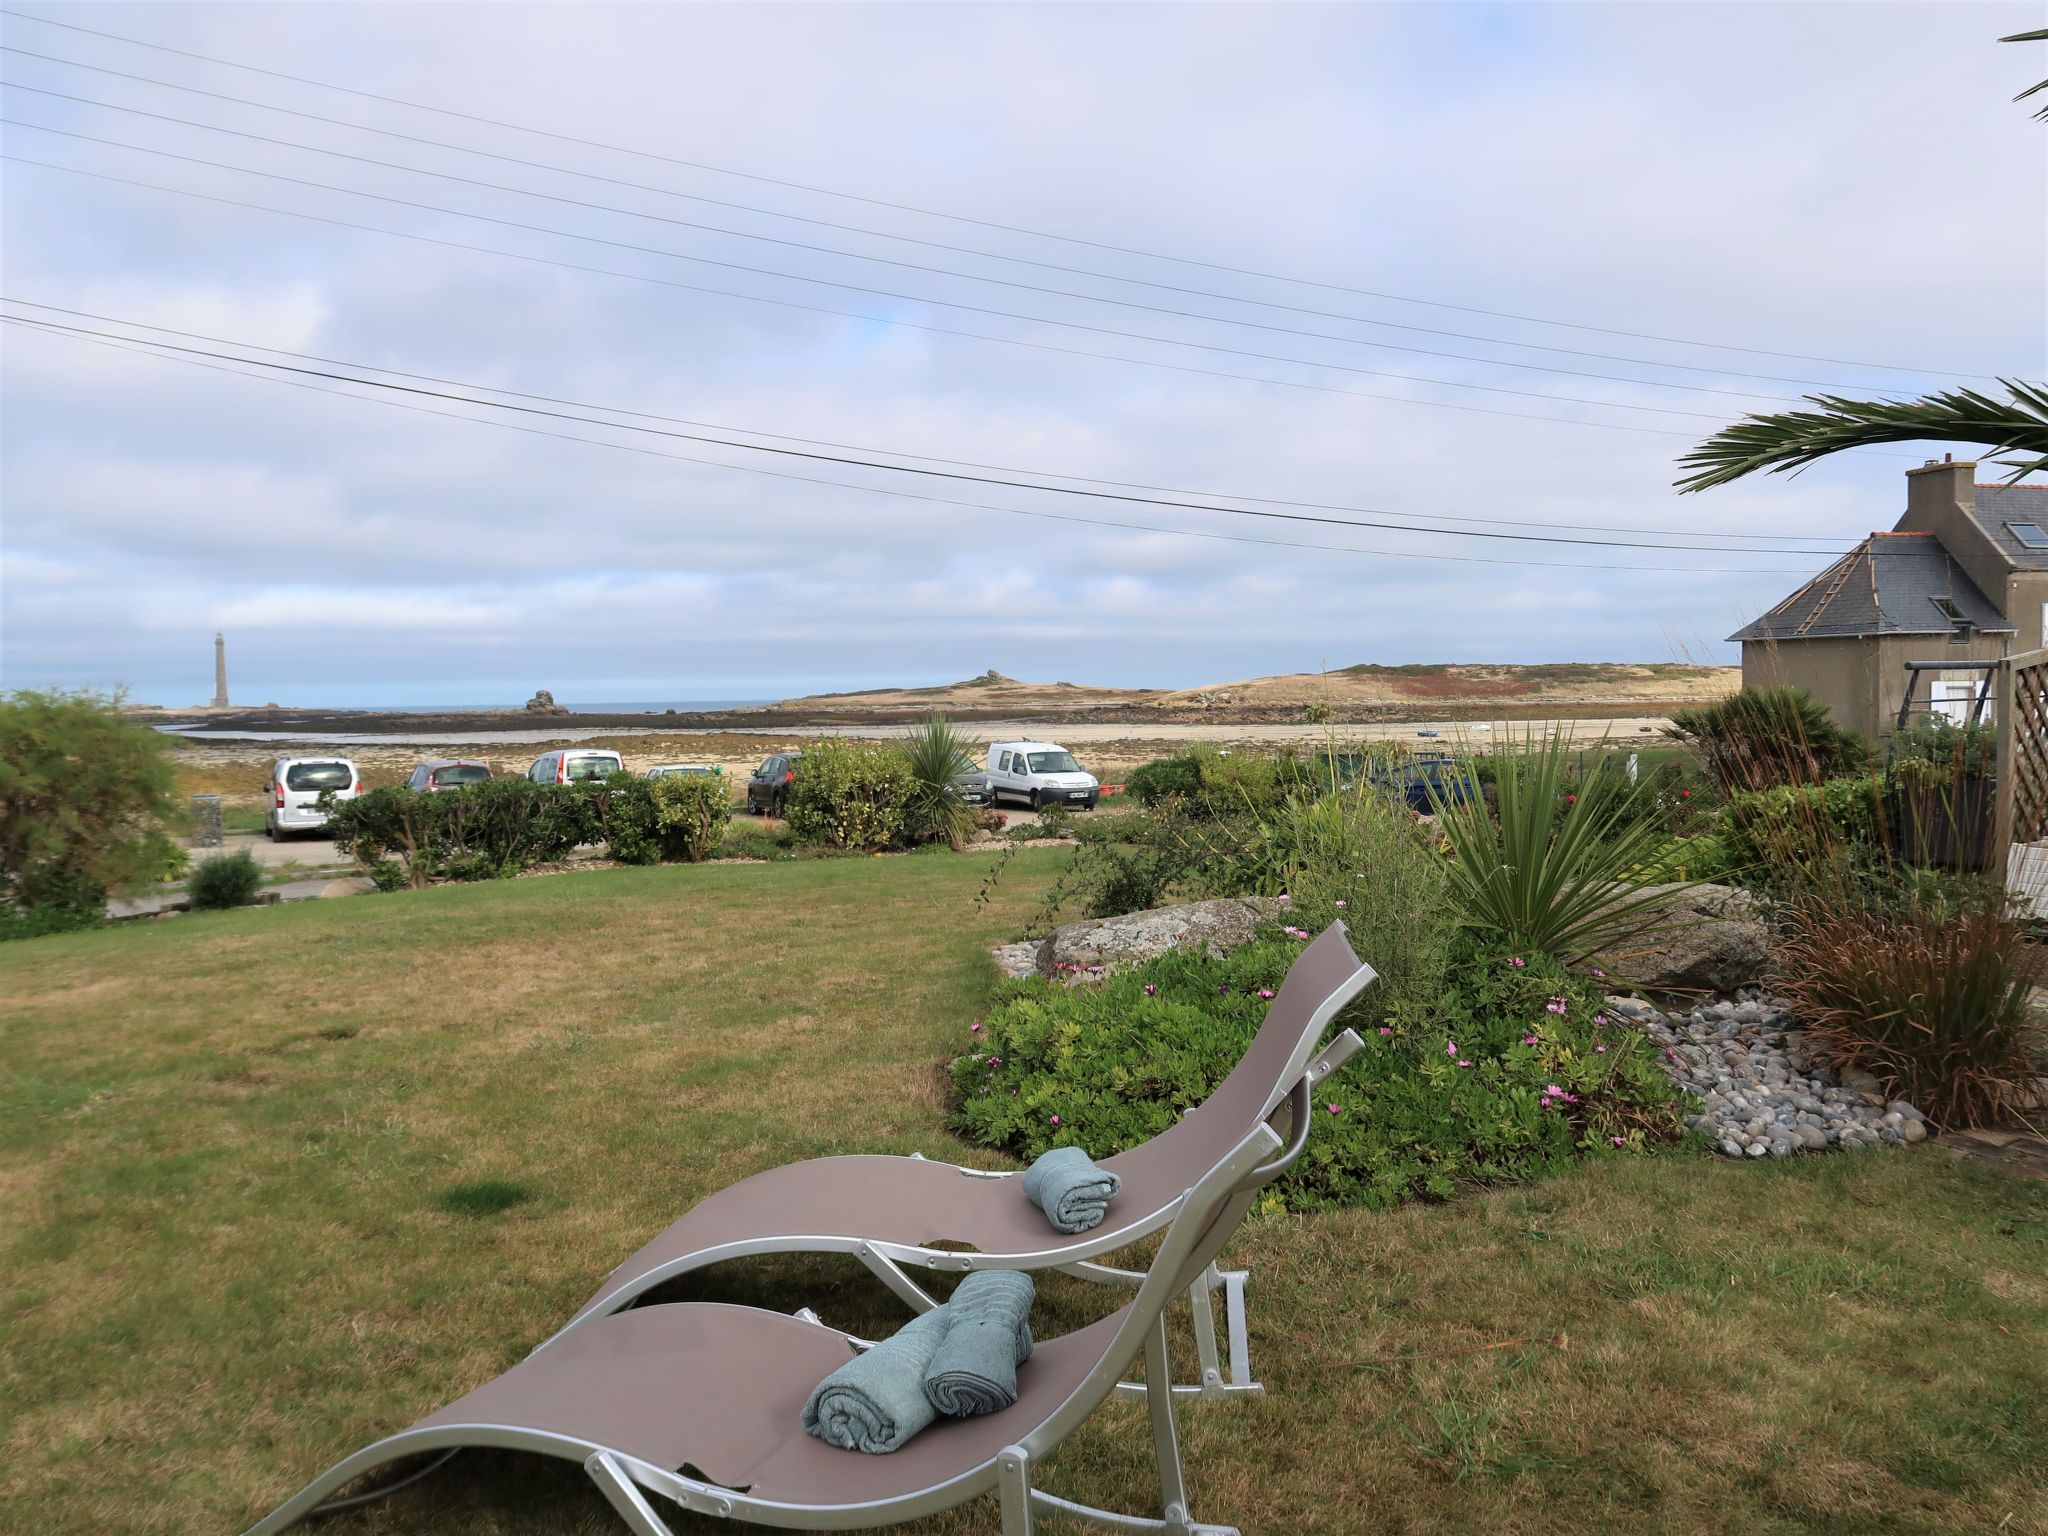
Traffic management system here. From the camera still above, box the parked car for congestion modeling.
[645,763,721,780]
[954,770,994,807]
[405,759,493,793]
[985,740,1099,810]
[265,756,361,840]
[1371,752,1470,814]
[746,752,803,816]
[526,748,625,784]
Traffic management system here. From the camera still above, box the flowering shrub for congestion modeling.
[950,932,1690,1212]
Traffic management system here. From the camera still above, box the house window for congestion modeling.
[2006,521,2048,549]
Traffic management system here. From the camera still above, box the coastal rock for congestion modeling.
[523,688,570,716]
[1036,897,1285,981]
[1597,883,1772,993]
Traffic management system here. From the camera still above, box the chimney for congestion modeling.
[211,631,230,709]
[1905,456,1977,519]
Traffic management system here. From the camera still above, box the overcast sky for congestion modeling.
[2,1,2043,707]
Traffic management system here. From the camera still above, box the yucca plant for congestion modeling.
[899,715,981,850]
[1773,880,2046,1129]
[1428,727,1691,967]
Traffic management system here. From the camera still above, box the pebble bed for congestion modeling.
[1609,993,1929,1158]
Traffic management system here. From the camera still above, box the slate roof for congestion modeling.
[1728,532,2015,643]
[1967,483,2048,571]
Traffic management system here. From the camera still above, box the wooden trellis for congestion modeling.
[1995,648,2048,851]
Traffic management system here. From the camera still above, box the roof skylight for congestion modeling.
[2005,521,2048,549]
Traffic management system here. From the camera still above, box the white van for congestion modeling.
[527,748,626,785]
[266,756,361,840]
[986,740,1099,810]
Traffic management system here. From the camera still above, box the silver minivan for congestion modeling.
[527,748,625,784]
[266,756,361,839]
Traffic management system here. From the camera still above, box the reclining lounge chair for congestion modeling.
[540,923,1376,1398]
[244,1116,1306,1536]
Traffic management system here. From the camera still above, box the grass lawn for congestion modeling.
[2,850,2044,1536]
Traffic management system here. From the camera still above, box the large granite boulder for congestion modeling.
[1036,896,1284,981]
[523,688,570,716]
[1600,882,1772,993]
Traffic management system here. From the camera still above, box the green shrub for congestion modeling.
[0,890,106,942]
[1430,728,1690,964]
[1888,719,1995,788]
[329,779,596,883]
[0,689,186,914]
[188,849,263,910]
[951,935,1689,1212]
[645,772,731,861]
[1667,686,1869,795]
[1717,775,1883,894]
[1773,879,2045,1129]
[786,739,914,850]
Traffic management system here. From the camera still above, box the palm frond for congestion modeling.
[2003,26,2048,120]
[1675,379,2048,494]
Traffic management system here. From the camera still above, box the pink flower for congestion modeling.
[1143,984,1158,996]
[1507,957,1526,969]
[1050,1115,1061,1125]
[1522,1034,1540,1046]
[1277,893,1291,904]
[1334,899,1347,909]
[1257,988,1275,999]
[1542,1084,1565,1097]
[1593,1014,1607,1028]
[1595,1045,1607,1053]
[1325,1102,1343,1115]
[1445,1040,1458,1057]
[1545,997,1568,1015]
[1610,1136,1625,1147]
[1591,968,1607,979]
[1457,1059,1473,1068]
[1282,925,1310,940]
[970,1022,983,1032]
[1378,1026,1394,1036]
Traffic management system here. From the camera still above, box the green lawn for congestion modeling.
[2,851,2044,1535]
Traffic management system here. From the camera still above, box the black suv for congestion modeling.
[746,752,803,816]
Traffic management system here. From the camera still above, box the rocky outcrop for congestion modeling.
[1598,882,1773,993]
[1035,897,1285,981]
[523,689,570,716]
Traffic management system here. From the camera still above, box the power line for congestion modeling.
[0,153,1732,441]
[0,3,1995,381]
[0,296,1857,543]
[0,50,1911,395]
[0,79,1821,406]
[0,116,1756,423]
[3,316,1818,576]
[0,310,1855,556]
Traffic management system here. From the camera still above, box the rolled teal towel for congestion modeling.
[922,1270,1036,1418]
[802,1306,951,1453]
[1021,1145,1122,1234]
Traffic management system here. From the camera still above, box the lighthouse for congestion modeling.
[211,631,229,709]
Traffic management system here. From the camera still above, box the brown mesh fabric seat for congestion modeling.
[543,923,1374,1403]
[243,1120,1296,1536]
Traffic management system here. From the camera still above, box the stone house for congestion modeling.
[1730,459,2048,740]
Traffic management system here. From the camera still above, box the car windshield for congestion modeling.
[565,755,621,781]
[652,766,711,777]
[431,764,491,788]
[1027,751,1080,774]
[285,762,351,791]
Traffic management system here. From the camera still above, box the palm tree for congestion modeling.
[1675,381,2048,494]
[2005,26,2047,120]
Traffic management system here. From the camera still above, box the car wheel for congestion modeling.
[1029,790,1043,812]
[265,821,276,841]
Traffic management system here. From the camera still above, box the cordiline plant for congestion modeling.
[1772,880,2046,1129]
[1428,727,1689,966]
[900,715,981,850]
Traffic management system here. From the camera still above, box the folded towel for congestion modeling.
[1021,1145,1122,1234]
[922,1270,1036,1418]
[802,1306,951,1453]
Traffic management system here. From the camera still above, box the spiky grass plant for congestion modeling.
[900,715,981,850]
[1428,727,1688,967]
[1773,880,2045,1129]
[1667,686,1869,796]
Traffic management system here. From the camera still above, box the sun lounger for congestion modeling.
[539,922,1376,1399]
[244,1116,1304,1536]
